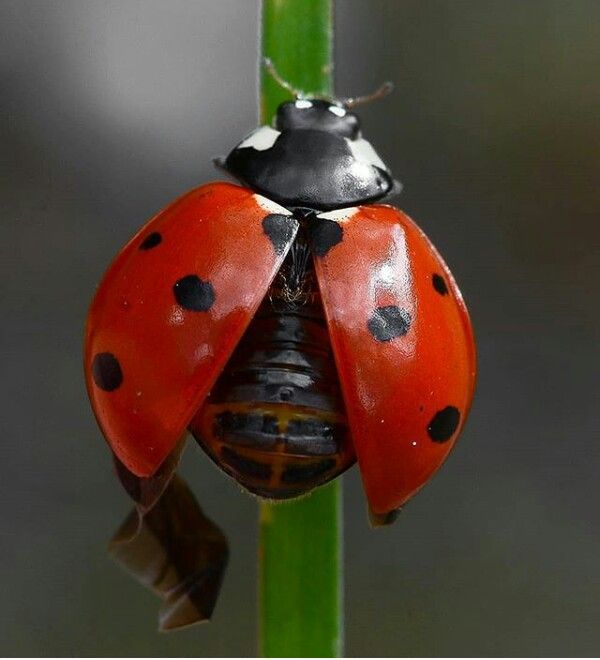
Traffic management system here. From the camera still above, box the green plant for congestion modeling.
[258,1,342,657]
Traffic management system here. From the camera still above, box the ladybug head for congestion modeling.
[224,61,399,211]
[275,99,360,139]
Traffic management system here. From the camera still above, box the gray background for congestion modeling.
[2,0,599,656]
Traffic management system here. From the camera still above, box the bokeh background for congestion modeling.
[2,0,599,655]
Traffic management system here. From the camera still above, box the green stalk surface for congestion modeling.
[258,1,342,657]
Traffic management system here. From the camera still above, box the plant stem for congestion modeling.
[259,483,342,657]
[258,1,342,657]
[261,0,333,119]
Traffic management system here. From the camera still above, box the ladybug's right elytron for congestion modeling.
[85,65,476,629]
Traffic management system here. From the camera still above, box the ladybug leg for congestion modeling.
[109,448,229,630]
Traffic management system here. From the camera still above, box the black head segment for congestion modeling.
[224,61,399,211]
[275,99,360,139]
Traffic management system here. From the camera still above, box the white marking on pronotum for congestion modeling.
[237,125,280,151]
[346,138,387,170]
[317,207,359,223]
[328,104,346,117]
[295,99,313,109]
[253,194,292,216]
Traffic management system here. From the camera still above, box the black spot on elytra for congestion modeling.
[262,214,296,255]
[139,232,162,250]
[309,218,343,257]
[173,275,215,311]
[432,273,448,295]
[92,352,123,391]
[427,406,461,442]
[367,305,412,342]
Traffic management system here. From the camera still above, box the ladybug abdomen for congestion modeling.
[189,244,355,499]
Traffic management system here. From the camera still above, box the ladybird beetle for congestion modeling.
[85,71,476,628]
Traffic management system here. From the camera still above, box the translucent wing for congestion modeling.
[109,472,229,630]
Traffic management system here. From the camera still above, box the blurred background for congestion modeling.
[1,0,599,655]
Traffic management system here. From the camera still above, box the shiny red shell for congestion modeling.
[313,205,476,515]
[85,182,298,476]
[85,181,475,514]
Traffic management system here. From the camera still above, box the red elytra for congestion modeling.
[85,180,475,517]
[313,205,476,514]
[85,183,298,476]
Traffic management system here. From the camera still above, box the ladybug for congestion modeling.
[85,70,476,628]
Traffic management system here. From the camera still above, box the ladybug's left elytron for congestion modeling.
[85,90,476,629]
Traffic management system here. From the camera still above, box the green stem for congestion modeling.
[261,0,333,118]
[259,482,342,657]
[258,1,341,657]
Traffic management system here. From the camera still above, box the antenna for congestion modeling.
[344,81,394,109]
[262,57,304,98]
[263,57,393,109]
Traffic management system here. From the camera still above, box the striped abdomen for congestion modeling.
[189,237,355,499]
